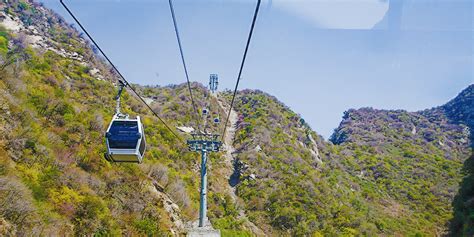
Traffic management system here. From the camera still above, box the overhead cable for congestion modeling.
[222,0,261,139]
[168,0,203,132]
[60,0,184,144]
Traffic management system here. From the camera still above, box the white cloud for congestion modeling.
[273,0,389,29]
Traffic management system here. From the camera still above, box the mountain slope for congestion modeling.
[328,87,472,235]
[0,1,199,235]
[0,2,260,236]
[224,88,472,235]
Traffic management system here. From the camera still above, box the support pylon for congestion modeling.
[187,133,222,227]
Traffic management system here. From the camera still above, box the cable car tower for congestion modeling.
[187,133,221,228]
[61,0,261,234]
[188,74,222,229]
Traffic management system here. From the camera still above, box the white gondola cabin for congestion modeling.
[105,114,146,163]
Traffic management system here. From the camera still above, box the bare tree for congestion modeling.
[167,179,190,208]
[0,177,39,235]
[148,164,169,188]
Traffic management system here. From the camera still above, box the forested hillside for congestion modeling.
[0,1,472,236]
[228,88,472,236]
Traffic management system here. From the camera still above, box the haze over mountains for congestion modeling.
[0,1,473,236]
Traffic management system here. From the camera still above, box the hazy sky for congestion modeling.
[40,0,473,138]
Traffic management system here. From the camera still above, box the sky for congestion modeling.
[40,0,473,139]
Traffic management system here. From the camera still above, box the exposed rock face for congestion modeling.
[1,4,107,81]
[177,126,195,134]
[149,181,185,235]
[307,133,322,164]
[1,12,23,32]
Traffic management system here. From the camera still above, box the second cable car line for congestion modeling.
[105,81,146,163]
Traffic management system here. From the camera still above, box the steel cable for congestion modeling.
[60,0,184,144]
[221,0,261,139]
[168,0,203,133]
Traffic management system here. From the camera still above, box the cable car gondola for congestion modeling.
[104,81,146,163]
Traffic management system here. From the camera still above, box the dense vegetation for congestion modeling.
[0,1,265,236]
[0,1,249,235]
[226,89,472,236]
[451,153,474,236]
[0,0,473,236]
